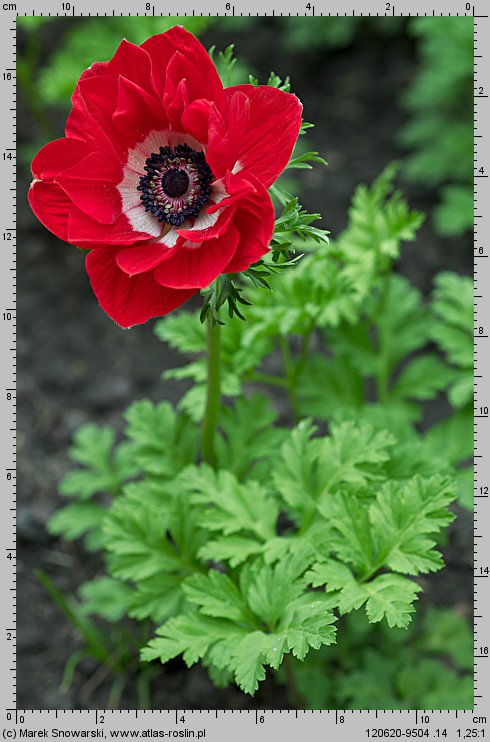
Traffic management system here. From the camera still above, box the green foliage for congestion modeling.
[288,607,472,710]
[276,17,406,51]
[52,388,460,698]
[124,400,198,479]
[209,43,250,87]
[245,165,424,342]
[430,272,473,408]
[142,556,337,694]
[59,424,137,499]
[48,167,471,706]
[400,17,473,235]
[48,424,137,551]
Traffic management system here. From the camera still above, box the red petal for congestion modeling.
[181,98,213,146]
[201,104,230,179]
[79,62,109,81]
[163,68,190,132]
[224,177,274,273]
[107,39,153,90]
[142,26,223,108]
[206,171,257,215]
[28,181,73,242]
[68,205,155,245]
[86,247,196,328]
[224,84,302,188]
[155,226,240,290]
[206,91,249,178]
[112,76,167,149]
[55,152,123,225]
[177,203,235,243]
[164,49,223,131]
[66,75,126,161]
[116,242,173,276]
[31,137,94,180]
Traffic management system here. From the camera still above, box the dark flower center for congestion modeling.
[137,143,213,227]
[161,169,190,198]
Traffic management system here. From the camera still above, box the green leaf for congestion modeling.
[370,475,456,574]
[143,553,337,696]
[48,502,105,542]
[230,633,271,693]
[447,371,473,408]
[374,275,430,373]
[434,185,473,236]
[350,575,421,629]
[103,489,205,584]
[183,571,253,624]
[431,273,473,396]
[124,400,198,479]
[419,607,473,670]
[271,197,329,255]
[216,394,287,481]
[281,595,337,659]
[274,420,395,526]
[142,614,245,667]
[198,535,263,568]
[336,650,399,709]
[319,421,396,491]
[266,70,291,91]
[305,562,421,628]
[286,151,328,170]
[128,573,187,623]
[299,353,364,420]
[397,659,473,710]
[390,355,453,401]
[60,424,136,499]
[229,597,335,694]
[182,465,278,543]
[154,311,205,353]
[208,44,237,87]
[246,552,313,628]
[455,467,473,511]
[79,578,133,623]
[272,420,323,518]
[318,494,375,573]
[252,166,423,339]
[424,408,473,467]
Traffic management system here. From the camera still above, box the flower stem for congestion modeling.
[280,327,313,423]
[201,319,221,468]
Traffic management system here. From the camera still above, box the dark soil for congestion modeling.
[17,19,473,710]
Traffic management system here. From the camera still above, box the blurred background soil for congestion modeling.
[17,18,473,709]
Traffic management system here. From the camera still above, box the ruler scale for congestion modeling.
[1,2,487,738]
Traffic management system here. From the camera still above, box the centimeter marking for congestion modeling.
[1,2,487,733]
[13,6,490,14]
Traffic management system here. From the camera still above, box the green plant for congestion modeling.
[276,17,406,51]
[400,17,473,236]
[46,164,472,707]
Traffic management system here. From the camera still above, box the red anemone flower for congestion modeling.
[28,26,302,327]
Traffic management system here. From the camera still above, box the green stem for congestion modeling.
[283,654,307,709]
[375,271,392,404]
[201,319,221,468]
[250,371,289,388]
[280,328,313,423]
[279,336,300,421]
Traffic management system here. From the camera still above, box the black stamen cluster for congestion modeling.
[137,143,214,227]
